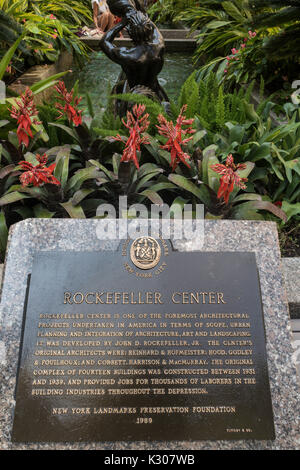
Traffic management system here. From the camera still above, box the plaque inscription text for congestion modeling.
[12,246,275,441]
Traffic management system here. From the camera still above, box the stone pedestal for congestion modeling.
[0,219,299,449]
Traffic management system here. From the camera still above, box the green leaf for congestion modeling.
[0,34,25,81]
[233,193,262,203]
[139,190,164,205]
[49,123,79,141]
[88,160,115,180]
[146,182,177,192]
[0,164,16,179]
[169,197,189,216]
[0,191,30,206]
[206,20,232,29]
[222,1,247,22]
[281,201,300,222]
[202,145,218,184]
[71,189,95,206]
[112,153,121,174]
[168,174,211,207]
[61,200,86,218]
[135,169,163,191]
[65,167,101,193]
[33,204,55,218]
[85,92,95,119]
[229,161,255,200]
[25,24,41,34]
[193,130,206,146]
[0,211,8,260]
[54,151,70,189]
[230,202,264,221]
[251,201,287,222]
[248,143,271,162]
[228,124,246,145]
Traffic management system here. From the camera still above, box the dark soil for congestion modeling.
[279,223,300,257]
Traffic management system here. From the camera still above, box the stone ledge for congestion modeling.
[80,29,199,52]
[282,258,300,304]
[9,50,73,106]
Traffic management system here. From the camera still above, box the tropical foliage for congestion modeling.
[152,0,300,98]
[1,32,299,260]
[0,0,91,81]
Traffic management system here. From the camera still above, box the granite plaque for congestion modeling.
[12,238,275,442]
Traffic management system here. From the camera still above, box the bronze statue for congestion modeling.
[100,0,168,114]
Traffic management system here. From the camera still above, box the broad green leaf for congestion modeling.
[135,169,163,192]
[0,164,16,179]
[61,200,86,218]
[230,202,264,221]
[25,24,41,34]
[248,143,271,162]
[71,188,95,206]
[54,151,70,189]
[207,155,221,191]
[228,124,246,145]
[65,167,101,193]
[138,163,163,178]
[168,174,211,207]
[233,193,262,203]
[222,1,247,22]
[0,191,31,206]
[206,20,232,29]
[146,182,177,192]
[229,161,255,200]
[88,160,115,180]
[201,145,218,184]
[112,153,121,174]
[139,190,164,205]
[193,130,206,146]
[169,196,189,217]
[49,123,79,141]
[251,201,287,222]
[281,201,300,222]
[0,34,25,81]
[0,211,8,260]
[33,204,55,218]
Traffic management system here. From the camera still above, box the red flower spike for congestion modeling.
[113,104,150,169]
[54,81,83,127]
[19,153,61,188]
[156,105,196,171]
[210,154,248,205]
[9,88,41,147]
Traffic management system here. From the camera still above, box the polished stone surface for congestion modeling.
[0,219,299,449]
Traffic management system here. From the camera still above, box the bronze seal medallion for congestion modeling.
[130,237,161,270]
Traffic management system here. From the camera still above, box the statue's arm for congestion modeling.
[100,20,126,59]
[101,19,146,66]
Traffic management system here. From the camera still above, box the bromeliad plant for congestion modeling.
[113,104,150,169]
[8,88,41,148]
[19,152,60,187]
[156,105,196,171]
[210,154,248,205]
[164,144,287,222]
[0,61,297,262]
[0,0,90,72]
[54,81,83,127]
